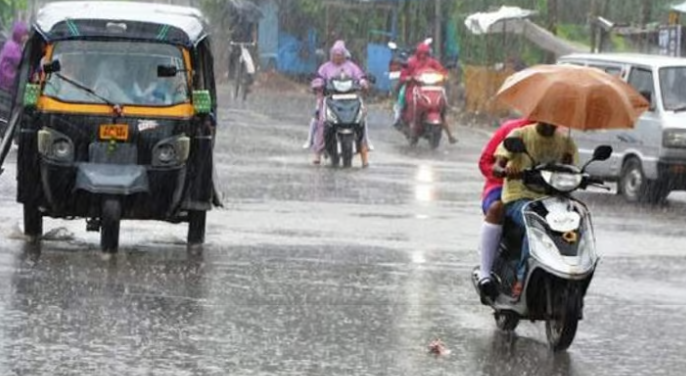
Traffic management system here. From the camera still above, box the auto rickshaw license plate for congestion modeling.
[99,124,129,141]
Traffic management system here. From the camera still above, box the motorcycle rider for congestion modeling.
[396,42,457,144]
[476,117,532,302]
[309,40,370,166]
[493,122,578,298]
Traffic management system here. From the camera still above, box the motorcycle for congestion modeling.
[471,137,613,351]
[399,67,448,149]
[313,74,371,168]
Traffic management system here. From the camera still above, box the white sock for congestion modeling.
[479,222,503,281]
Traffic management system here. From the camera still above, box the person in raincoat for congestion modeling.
[396,42,456,144]
[0,21,29,95]
[307,40,370,166]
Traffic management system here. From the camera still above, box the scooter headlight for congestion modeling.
[541,171,583,192]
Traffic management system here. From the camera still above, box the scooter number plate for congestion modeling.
[99,124,129,141]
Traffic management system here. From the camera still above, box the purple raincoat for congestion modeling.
[310,40,368,153]
[0,21,29,94]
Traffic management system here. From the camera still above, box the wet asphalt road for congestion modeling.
[1,85,686,375]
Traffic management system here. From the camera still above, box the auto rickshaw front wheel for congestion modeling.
[187,210,206,245]
[101,197,121,253]
[23,204,43,241]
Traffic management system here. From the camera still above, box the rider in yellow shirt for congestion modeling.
[493,122,579,297]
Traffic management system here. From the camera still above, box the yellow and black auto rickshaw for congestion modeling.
[2,1,220,252]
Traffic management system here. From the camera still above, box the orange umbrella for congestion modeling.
[494,64,650,131]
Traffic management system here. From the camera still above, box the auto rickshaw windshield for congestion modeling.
[43,40,189,106]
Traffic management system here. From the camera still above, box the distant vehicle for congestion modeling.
[559,53,686,204]
[2,1,220,252]
[398,66,449,149]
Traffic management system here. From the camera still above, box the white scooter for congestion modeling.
[472,137,613,351]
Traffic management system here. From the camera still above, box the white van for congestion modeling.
[558,53,686,203]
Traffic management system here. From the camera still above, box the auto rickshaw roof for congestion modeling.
[35,1,209,45]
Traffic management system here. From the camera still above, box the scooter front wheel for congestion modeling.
[545,281,581,351]
[340,133,354,168]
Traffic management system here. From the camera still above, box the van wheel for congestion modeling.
[101,198,121,253]
[619,158,669,204]
[187,210,206,245]
[23,204,43,240]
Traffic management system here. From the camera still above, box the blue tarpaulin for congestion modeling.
[276,29,318,75]
[366,43,393,92]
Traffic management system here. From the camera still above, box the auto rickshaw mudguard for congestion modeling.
[75,163,149,195]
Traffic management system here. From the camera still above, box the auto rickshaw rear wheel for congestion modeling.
[23,204,43,240]
[101,198,121,253]
[187,210,206,245]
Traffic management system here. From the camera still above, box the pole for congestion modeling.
[434,0,442,60]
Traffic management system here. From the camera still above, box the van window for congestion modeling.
[628,68,655,107]
[605,66,622,76]
[659,67,686,111]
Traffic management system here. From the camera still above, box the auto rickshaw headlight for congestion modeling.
[52,140,72,159]
[38,128,74,163]
[152,135,190,167]
[157,144,177,164]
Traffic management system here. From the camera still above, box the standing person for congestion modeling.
[309,40,370,166]
[0,21,29,95]
[475,117,532,302]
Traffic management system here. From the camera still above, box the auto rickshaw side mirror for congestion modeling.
[157,65,178,77]
[43,59,61,74]
[24,83,40,108]
[193,90,212,114]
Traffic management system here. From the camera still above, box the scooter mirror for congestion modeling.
[592,145,612,161]
[503,137,527,154]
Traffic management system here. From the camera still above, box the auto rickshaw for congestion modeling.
[2,1,220,252]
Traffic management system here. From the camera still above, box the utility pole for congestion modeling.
[434,0,442,60]
[589,0,598,52]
